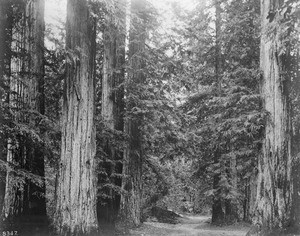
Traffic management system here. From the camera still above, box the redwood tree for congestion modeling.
[118,0,147,227]
[2,0,24,219]
[100,0,126,221]
[55,0,98,234]
[249,0,292,234]
[2,0,46,218]
[0,0,11,216]
[25,0,46,215]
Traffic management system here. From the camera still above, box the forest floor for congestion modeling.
[127,215,250,236]
[0,214,250,236]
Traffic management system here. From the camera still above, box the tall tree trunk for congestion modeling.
[0,0,11,216]
[54,0,98,234]
[0,1,4,214]
[290,31,300,233]
[102,0,125,131]
[243,170,257,222]
[100,0,125,222]
[291,155,300,231]
[26,0,45,115]
[248,0,292,234]
[2,0,46,218]
[291,50,300,231]
[0,0,7,95]
[2,0,26,219]
[211,0,225,224]
[225,153,238,223]
[118,0,147,228]
[25,0,46,215]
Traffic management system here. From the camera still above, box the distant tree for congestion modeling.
[118,0,147,227]
[211,0,224,224]
[2,0,46,219]
[173,0,261,224]
[54,0,98,234]
[25,0,46,216]
[220,0,261,223]
[0,0,12,216]
[99,0,126,222]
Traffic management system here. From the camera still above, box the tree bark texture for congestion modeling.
[25,0,46,215]
[252,0,292,232]
[0,0,12,217]
[225,153,239,223]
[102,0,125,131]
[2,1,27,219]
[291,155,300,230]
[243,171,257,222]
[118,0,147,228]
[55,0,98,235]
[26,0,45,114]
[2,0,46,218]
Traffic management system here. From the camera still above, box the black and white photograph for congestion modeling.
[0,0,299,235]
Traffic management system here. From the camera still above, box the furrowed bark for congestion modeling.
[248,0,292,234]
[291,154,300,231]
[2,0,26,219]
[2,0,46,218]
[0,0,11,217]
[25,0,46,215]
[55,0,98,234]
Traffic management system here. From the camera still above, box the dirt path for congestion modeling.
[129,215,250,236]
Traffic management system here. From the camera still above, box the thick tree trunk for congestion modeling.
[248,0,292,234]
[291,156,300,231]
[26,0,45,115]
[243,171,257,222]
[118,0,146,228]
[291,49,300,234]
[0,0,7,90]
[0,3,4,216]
[2,0,46,218]
[2,142,19,219]
[225,152,239,223]
[55,0,98,235]
[100,0,125,222]
[25,0,46,215]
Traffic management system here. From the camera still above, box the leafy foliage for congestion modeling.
[154,0,264,222]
